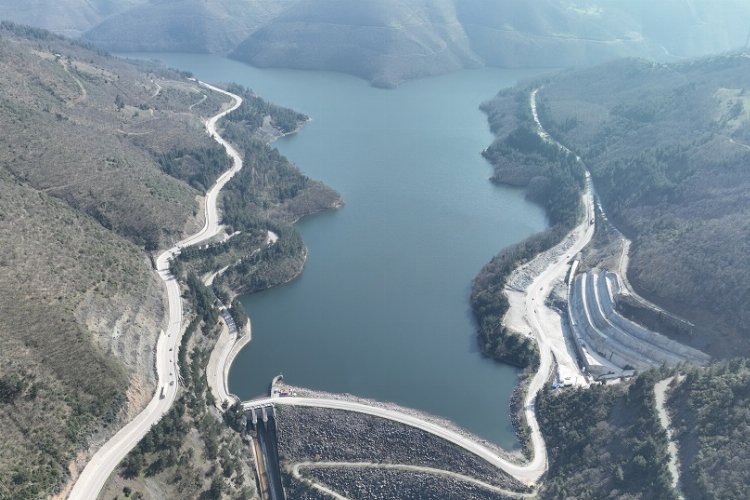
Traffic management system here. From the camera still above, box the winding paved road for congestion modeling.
[520,87,596,476]
[69,82,244,500]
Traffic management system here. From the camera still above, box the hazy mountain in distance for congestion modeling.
[3,0,750,85]
[231,0,750,85]
[0,0,146,37]
[457,0,750,67]
[230,0,482,87]
[83,0,289,54]
[622,0,750,57]
[455,0,661,67]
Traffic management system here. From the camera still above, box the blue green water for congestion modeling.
[130,54,548,448]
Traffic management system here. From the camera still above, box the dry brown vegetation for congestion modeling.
[0,21,343,498]
[0,24,234,497]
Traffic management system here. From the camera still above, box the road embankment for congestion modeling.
[69,82,245,500]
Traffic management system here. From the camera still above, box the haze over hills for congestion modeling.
[0,0,147,38]
[84,0,289,54]
[232,0,482,87]
[2,0,748,86]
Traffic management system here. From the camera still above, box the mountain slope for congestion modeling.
[0,23,227,497]
[455,0,657,68]
[457,0,750,68]
[668,360,750,499]
[230,0,481,87]
[83,0,288,54]
[484,52,750,357]
[0,0,146,38]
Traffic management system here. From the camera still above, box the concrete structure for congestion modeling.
[243,397,546,485]
[567,269,709,376]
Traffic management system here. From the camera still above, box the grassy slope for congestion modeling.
[0,24,234,497]
[0,175,137,498]
[535,54,750,357]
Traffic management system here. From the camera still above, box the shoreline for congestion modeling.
[473,86,596,472]
[238,86,591,486]
[210,113,341,406]
[207,317,253,408]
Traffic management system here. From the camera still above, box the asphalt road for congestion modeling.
[517,88,596,480]
[69,82,244,500]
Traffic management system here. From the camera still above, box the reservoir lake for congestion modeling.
[131,54,548,449]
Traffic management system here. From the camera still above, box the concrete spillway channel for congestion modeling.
[568,270,709,374]
[597,271,709,365]
[570,273,651,371]
[585,272,667,367]
[247,406,285,500]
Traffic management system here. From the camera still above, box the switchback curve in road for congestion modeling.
[69,82,243,500]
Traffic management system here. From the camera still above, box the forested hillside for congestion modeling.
[537,371,677,499]
[529,54,750,357]
[668,360,750,499]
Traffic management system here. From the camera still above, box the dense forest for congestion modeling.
[668,360,750,499]
[531,54,750,357]
[538,371,677,499]
[156,146,231,194]
[219,85,340,227]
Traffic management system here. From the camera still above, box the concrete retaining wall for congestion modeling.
[567,269,710,374]
[601,272,710,365]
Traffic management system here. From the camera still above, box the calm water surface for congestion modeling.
[131,54,548,448]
